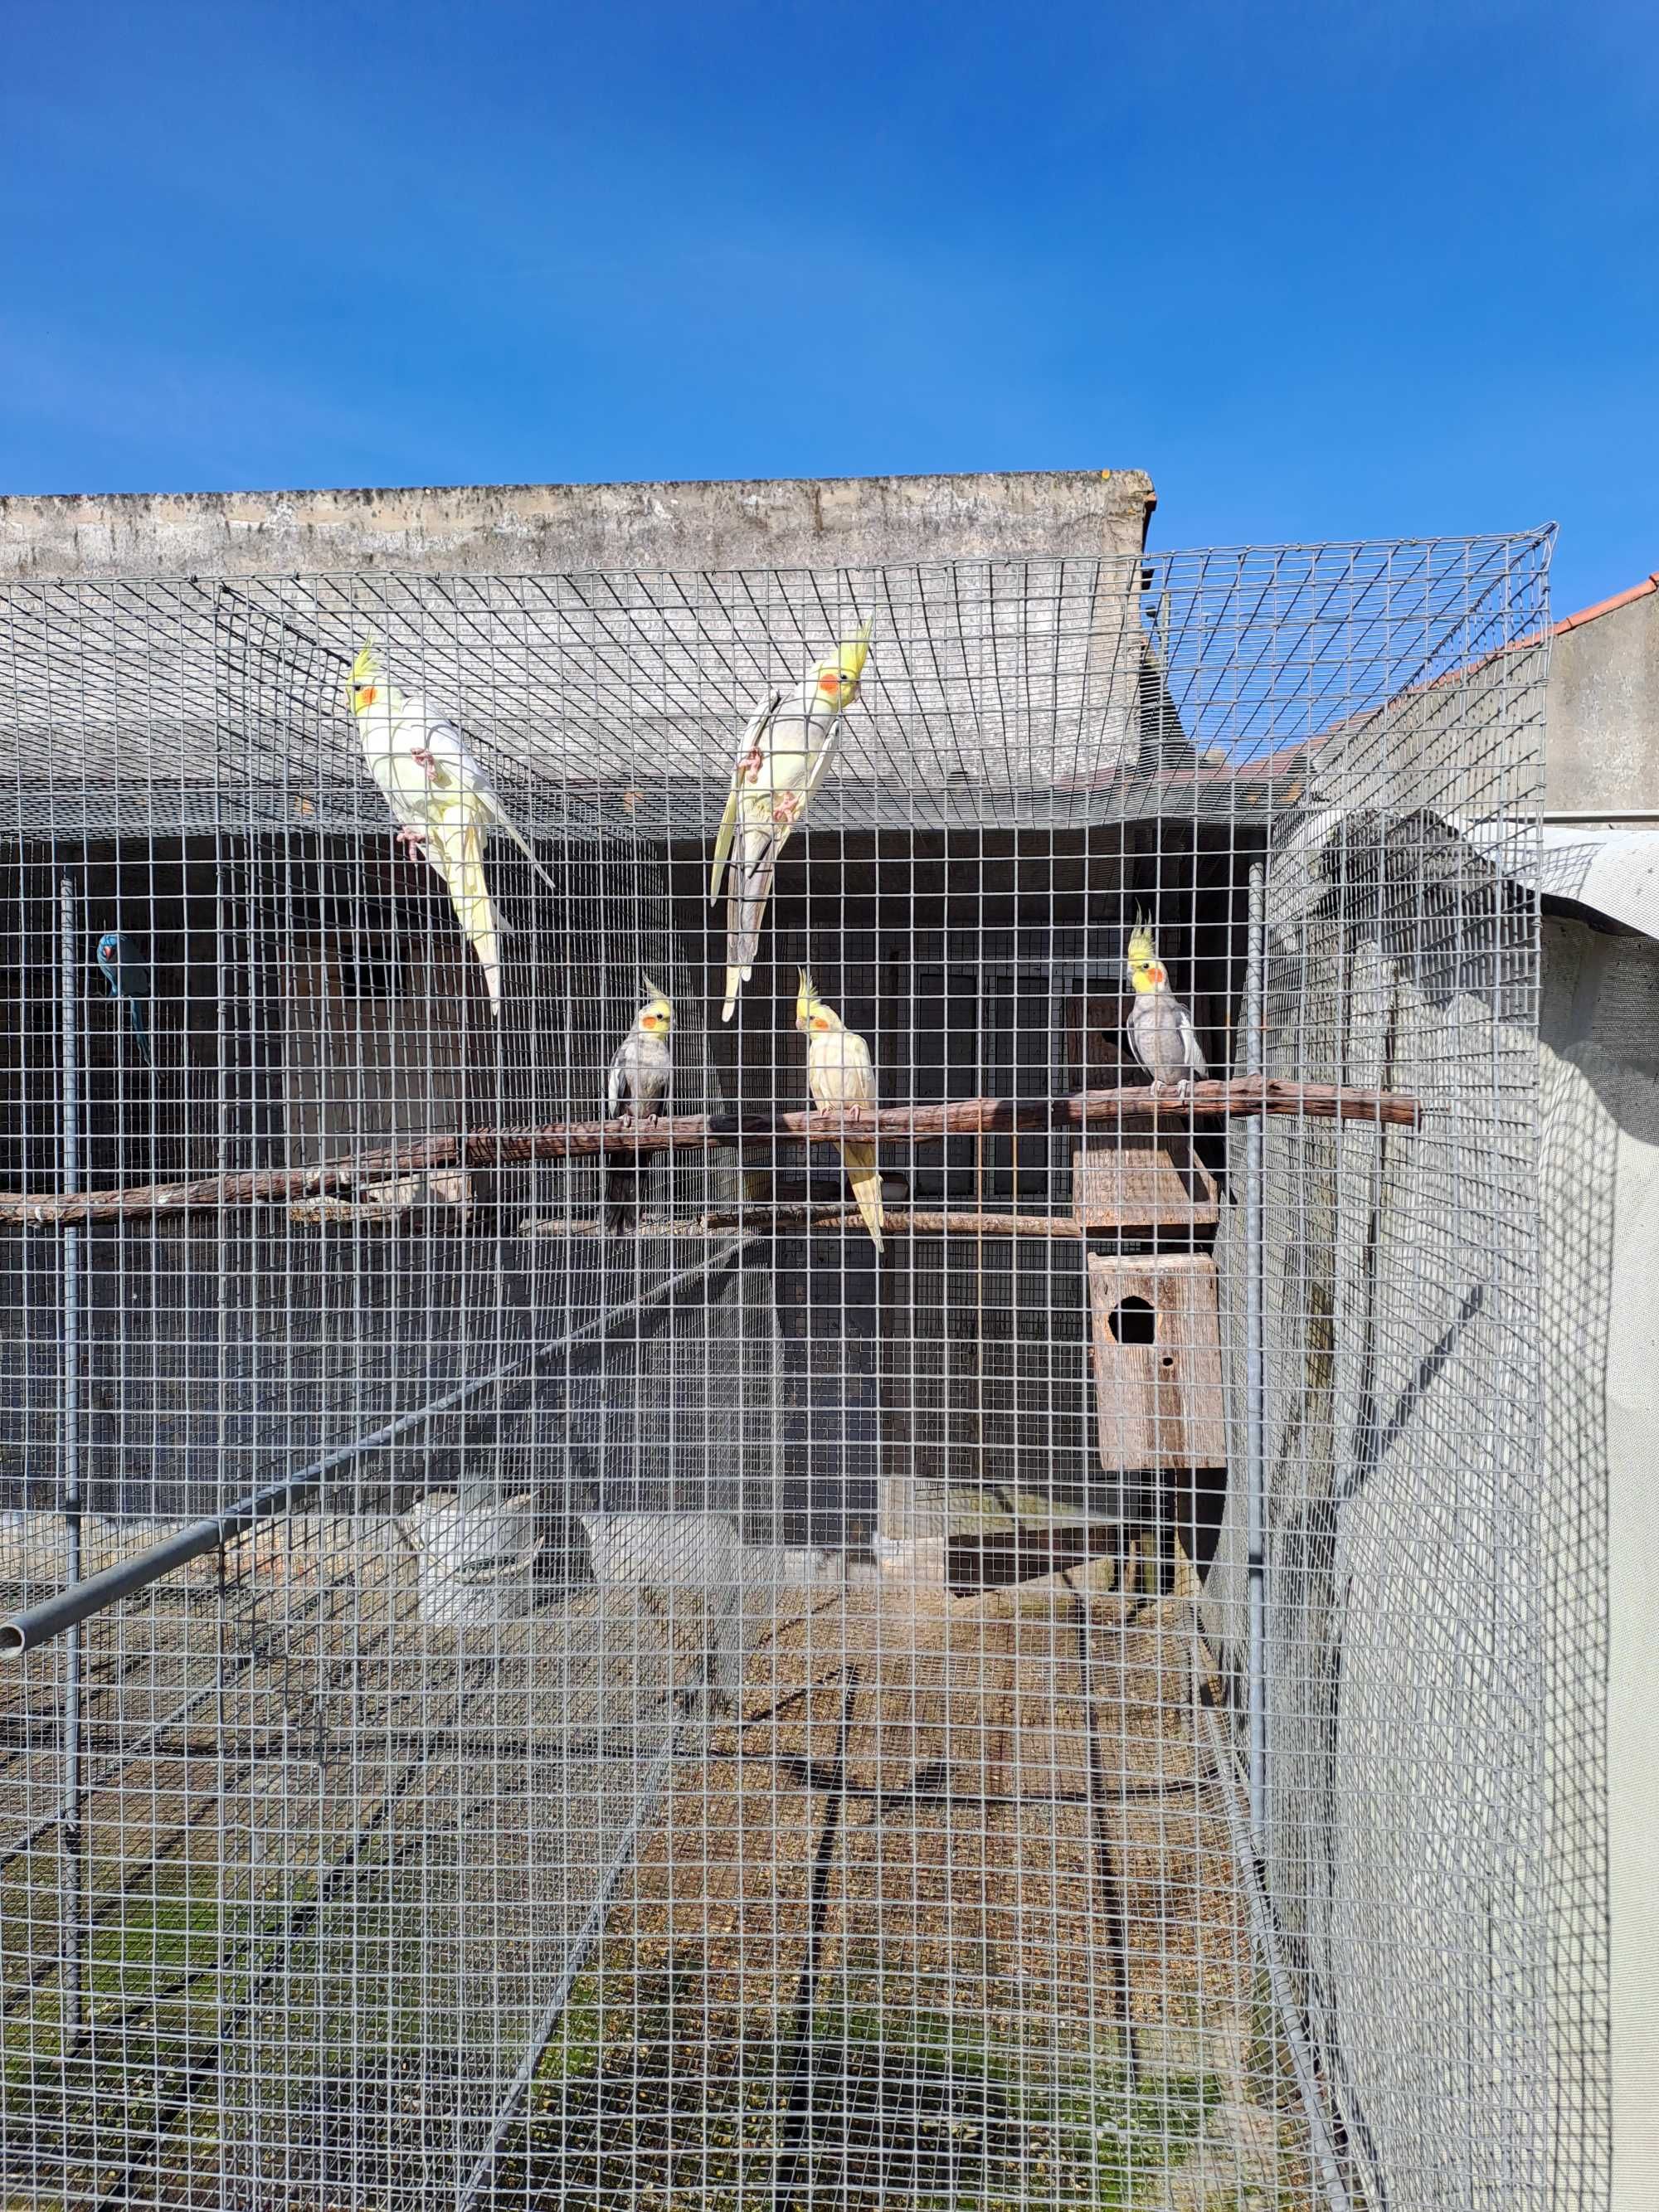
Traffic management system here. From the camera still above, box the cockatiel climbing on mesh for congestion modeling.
[603,984,674,1234]
[1124,911,1207,1100]
[348,642,554,1016]
[796,971,884,1253]
[710,624,872,1022]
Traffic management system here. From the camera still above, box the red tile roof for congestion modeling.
[1554,571,1659,635]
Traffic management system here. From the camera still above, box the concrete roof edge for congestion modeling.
[0,467,1157,516]
[1462,819,1659,944]
[0,469,1159,585]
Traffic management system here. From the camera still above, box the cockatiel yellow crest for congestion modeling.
[1126,910,1158,975]
[348,641,553,1017]
[796,970,884,1252]
[710,623,872,1022]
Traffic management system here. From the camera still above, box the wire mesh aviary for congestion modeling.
[0,533,1550,2209]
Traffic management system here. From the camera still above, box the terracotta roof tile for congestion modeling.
[1553,571,1659,635]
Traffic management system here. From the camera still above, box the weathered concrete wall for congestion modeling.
[1536,916,1659,2212]
[0,469,1155,581]
[1548,579,1659,813]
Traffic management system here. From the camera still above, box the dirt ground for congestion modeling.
[510,1556,1316,2210]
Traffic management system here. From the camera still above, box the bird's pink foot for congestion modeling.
[738,748,765,785]
[771,791,803,828]
[409,748,436,778]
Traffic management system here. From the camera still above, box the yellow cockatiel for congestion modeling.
[349,642,553,1016]
[710,625,871,1021]
[796,970,884,1253]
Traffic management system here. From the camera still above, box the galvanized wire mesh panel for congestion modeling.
[0,535,1552,2209]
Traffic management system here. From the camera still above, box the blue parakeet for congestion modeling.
[95,932,152,1067]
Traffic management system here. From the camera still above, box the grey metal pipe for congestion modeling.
[0,1237,758,1657]
[1243,861,1268,1845]
[58,880,85,2043]
[1540,806,1659,823]
[1200,1703,1353,2212]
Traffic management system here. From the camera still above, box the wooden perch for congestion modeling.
[0,1077,1419,1228]
[516,1204,1098,1242]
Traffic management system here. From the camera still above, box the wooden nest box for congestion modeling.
[1076,1118,1225,1474]
[1071,1138,1219,1232]
[1087,1252,1226,1470]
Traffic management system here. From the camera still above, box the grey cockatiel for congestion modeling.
[1124,912,1206,1099]
[709,624,871,1022]
[603,983,674,1232]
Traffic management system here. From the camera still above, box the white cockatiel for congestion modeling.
[710,624,872,1021]
[795,970,884,1253]
[348,641,554,1016]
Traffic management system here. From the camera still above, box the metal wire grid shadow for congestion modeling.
[0,534,1550,2210]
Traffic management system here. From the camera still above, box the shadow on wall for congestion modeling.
[1287,804,1535,1019]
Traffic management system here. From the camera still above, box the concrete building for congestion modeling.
[0,468,1156,581]
[1545,570,1659,816]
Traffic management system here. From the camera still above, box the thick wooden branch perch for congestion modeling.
[0,1077,1419,1228]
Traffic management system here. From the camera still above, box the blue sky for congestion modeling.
[2,1,1654,614]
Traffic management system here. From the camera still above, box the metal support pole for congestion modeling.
[1243,862,1268,1847]
[57,880,85,2045]
[1200,1705,1352,2212]
[1,1236,761,1655]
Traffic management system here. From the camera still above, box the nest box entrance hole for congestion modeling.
[1107,1296,1156,1348]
